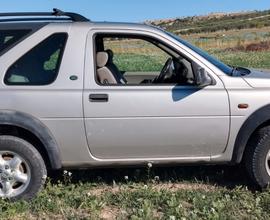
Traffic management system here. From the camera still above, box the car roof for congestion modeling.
[0,9,164,34]
[0,21,161,33]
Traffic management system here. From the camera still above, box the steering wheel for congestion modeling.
[153,58,173,83]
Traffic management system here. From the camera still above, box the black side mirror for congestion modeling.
[196,67,214,87]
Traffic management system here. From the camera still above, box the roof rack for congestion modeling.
[0,8,90,22]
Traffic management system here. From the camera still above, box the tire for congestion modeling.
[244,126,270,188]
[0,135,47,200]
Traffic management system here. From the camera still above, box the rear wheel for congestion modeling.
[0,136,47,200]
[244,126,270,188]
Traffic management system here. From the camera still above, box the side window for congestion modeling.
[95,34,195,85]
[4,33,67,85]
[0,29,31,54]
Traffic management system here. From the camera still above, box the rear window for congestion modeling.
[4,33,68,86]
[0,29,31,54]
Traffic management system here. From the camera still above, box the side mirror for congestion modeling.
[196,67,214,87]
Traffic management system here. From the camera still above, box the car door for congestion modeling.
[83,29,230,160]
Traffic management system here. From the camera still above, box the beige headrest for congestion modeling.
[96,52,109,68]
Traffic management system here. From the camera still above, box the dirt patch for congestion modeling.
[245,41,270,51]
[100,206,124,220]
[88,185,121,197]
[226,41,270,52]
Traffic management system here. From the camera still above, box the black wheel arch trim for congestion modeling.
[0,110,61,169]
[232,104,270,164]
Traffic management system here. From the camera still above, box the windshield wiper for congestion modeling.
[230,66,237,76]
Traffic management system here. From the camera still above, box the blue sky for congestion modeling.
[1,0,270,22]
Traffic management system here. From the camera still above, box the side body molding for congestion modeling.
[0,110,61,169]
[232,104,270,163]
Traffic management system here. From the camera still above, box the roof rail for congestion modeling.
[0,8,90,22]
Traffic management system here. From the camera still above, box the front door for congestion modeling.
[83,30,230,160]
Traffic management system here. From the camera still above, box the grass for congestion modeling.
[113,50,270,72]
[211,50,270,69]
[114,53,166,72]
[1,166,270,219]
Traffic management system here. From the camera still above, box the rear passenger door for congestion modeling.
[84,29,230,160]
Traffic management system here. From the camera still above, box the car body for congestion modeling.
[0,9,269,200]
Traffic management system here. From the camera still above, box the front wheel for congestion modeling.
[244,126,270,188]
[0,135,47,200]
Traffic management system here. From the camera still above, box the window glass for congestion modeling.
[0,29,31,54]
[166,31,233,75]
[95,35,195,85]
[104,37,170,73]
[5,33,67,85]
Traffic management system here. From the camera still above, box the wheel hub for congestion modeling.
[0,151,31,198]
[1,170,12,181]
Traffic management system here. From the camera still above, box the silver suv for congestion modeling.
[0,9,269,200]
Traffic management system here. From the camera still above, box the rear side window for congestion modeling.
[4,33,67,86]
[0,29,31,54]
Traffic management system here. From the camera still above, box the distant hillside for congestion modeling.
[145,9,270,35]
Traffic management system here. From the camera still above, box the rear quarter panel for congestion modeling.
[0,23,93,166]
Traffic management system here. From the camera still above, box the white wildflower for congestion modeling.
[169,216,176,220]
[154,176,160,181]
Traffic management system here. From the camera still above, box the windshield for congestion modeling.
[166,32,233,75]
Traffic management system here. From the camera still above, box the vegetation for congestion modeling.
[147,10,270,35]
[213,50,270,69]
[114,54,166,72]
[1,166,270,219]
[186,27,270,70]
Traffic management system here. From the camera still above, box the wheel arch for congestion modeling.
[232,104,270,164]
[0,110,61,169]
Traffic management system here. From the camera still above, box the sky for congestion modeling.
[1,0,270,22]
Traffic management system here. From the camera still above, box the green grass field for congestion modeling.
[113,50,270,72]
[212,50,270,69]
[1,167,270,219]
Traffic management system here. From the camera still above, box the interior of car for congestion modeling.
[95,34,196,86]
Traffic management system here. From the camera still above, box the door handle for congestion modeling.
[89,94,109,102]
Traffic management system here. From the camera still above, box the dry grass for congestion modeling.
[182,27,270,51]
